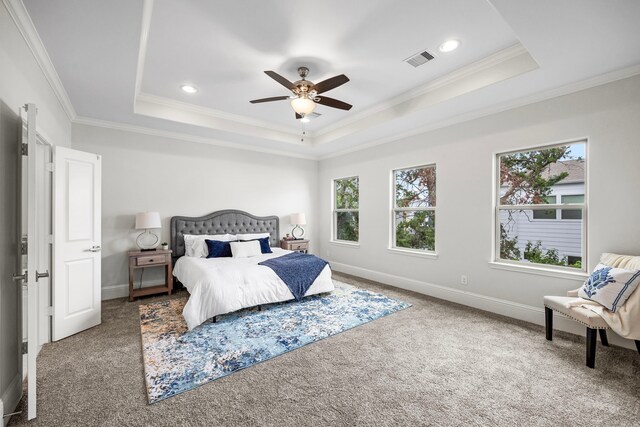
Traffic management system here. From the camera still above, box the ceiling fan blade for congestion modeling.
[315,96,352,111]
[249,96,290,104]
[264,71,295,90]
[312,74,349,94]
[295,113,303,120]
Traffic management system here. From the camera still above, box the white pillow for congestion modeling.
[230,240,262,258]
[578,263,640,312]
[184,234,236,258]
[236,233,270,241]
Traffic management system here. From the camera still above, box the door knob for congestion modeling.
[36,270,49,282]
[89,245,102,252]
[12,271,26,282]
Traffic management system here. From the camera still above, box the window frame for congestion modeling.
[390,163,437,255]
[493,139,587,273]
[332,176,360,244]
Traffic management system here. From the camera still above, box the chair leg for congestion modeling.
[635,340,640,354]
[598,329,609,347]
[545,307,553,341]
[586,327,597,369]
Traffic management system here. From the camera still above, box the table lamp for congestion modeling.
[135,212,161,251]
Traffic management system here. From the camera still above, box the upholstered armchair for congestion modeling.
[544,253,640,368]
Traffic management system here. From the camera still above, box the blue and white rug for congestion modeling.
[139,281,411,403]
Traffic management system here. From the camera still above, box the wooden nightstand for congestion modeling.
[128,249,173,302]
[281,239,309,253]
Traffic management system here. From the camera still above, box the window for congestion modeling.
[496,141,586,270]
[532,195,557,220]
[333,177,359,242]
[392,165,436,252]
[561,194,584,219]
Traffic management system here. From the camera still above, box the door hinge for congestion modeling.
[48,234,54,244]
[46,162,54,172]
[21,341,28,355]
[46,306,54,317]
[21,142,28,156]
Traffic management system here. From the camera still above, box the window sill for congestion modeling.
[387,248,438,260]
[488,261,588,281]
[330,240,360,248]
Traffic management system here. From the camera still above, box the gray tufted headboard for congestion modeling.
[170,209,279,261]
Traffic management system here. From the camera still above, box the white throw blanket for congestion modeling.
[564,253,640,340]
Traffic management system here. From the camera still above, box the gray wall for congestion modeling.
[71,124,319,299]
[0,2,72,418]
[318,75,640,347]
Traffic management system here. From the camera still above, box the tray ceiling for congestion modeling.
[19,0,640,158]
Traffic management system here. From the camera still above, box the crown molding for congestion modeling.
[3,0,77,121]
[133,0,154,101]
[136,92,300,135]
[72,116,319,160]
[318,43,529,139]
[313,44,538,146]
[134,92,308,146]
[319,63,640,160]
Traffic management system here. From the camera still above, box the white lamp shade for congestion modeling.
[135,212,161,229]
[290,97,316,115]
[290,213,306,225]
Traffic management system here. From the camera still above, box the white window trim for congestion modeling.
[332,176,359,244]
[390,164,437,254]
[330,240,360,248]
[492,139,588,273]
[387,247,438,259]
[489,261,588,281]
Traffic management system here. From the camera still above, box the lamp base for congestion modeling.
[136,229,160,250]
[292,225,304,239]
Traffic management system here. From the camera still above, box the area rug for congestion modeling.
[139,281,410,403]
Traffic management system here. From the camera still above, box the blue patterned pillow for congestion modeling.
[578,263,640,312]
[205,239,232,258]
[240,237,272,254]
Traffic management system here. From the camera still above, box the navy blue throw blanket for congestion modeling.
[259,252,329,301]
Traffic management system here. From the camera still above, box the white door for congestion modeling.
[18,104,42,420]
[53,146,102,341]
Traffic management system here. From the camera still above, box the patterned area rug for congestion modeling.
[139,281,410,403]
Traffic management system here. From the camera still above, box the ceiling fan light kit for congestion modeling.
[290,95,316,115]
[250,66,352,120]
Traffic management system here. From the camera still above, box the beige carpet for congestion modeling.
[9,273,640,426]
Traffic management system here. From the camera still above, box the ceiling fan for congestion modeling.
[250,67,352,119]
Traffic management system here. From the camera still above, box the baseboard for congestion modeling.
[331,261,636,351]
[101,283,129,301]
[1,373,22,426]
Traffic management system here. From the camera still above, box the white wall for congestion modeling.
[318,75,640,348]
[71,124,318,299]
[0,1,72,419]
[0,3,71,147]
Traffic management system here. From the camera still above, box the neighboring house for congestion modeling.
[501,160,585,264]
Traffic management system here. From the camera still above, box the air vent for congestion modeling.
[404,50,435,68]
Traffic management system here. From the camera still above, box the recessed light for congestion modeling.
[300,117,310,123]
[438,39,460,53]
[180,85,198,94]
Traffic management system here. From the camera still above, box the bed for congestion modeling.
[171,210,334,329]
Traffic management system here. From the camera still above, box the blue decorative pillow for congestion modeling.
[240,237,272,254]
[578,263,640,312]
[205,239,232,258]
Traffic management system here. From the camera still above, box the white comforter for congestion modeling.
[173,248,334,329]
